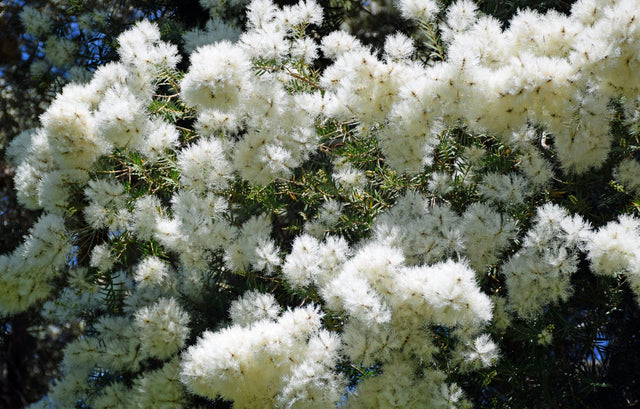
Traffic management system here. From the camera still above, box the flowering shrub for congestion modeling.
[3,0,640,407]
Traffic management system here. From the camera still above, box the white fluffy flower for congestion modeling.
[396,0,440,22]
[246,0,279,30]
[21,213,71,271]
[518,149,554,189]
[615,158,640,196]
[323,271,392,325]
[332,157,367,191]
[229,290,281,326]
[428,171,454,195]
[282,0,323,27]
[459,334,499,370]
[37,170,86,215]
[461,203,517,272]
[90,244,115,272]
[177,137,233,192]
[291,37,319,63]
[41,85,105,170]
[587,215,640,277]
[195,109,241,136]
[181,41,252,110]
[282,234,322,288]
[135,297,190,360]
[131,195,163,241]
[95,315,143,371]
[224,215,279,273]
[134,256,170,287]
[501,203,591,318]
[320,31,364,59]
[478,172,530,205]
[95,85,150,149]
[141,119,180,162]
[384,32,415,61]
[394,259,494,326]
[117,20,180,74]
[133,359,187,408]
[84,178,128,209]
[181,305,343,408]
[441,0,478,43]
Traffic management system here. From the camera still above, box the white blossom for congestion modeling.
[135,297,190,360]
[9,1,640,407]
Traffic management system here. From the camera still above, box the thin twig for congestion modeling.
[422,21,445,61]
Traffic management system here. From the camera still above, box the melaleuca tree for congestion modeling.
[0,2,208,407]
[4,0,640,408]
[0,0,372,406]
[0,0,577,147]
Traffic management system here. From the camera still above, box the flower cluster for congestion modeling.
[3,0,640,408]
[181,303,344,409]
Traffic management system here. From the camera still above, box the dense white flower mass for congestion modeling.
[461,203,517,272]
[40,86,105,171]
[141,119,181,162]
[282,233,324,288]
[95,85,150,149]
[502,203,592,318]
[7,0,640,408]
[372,191,461,264]
[0,213,72,314]
[180,41,253,110]
[177,137,233,191]
[181,304,344,409]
